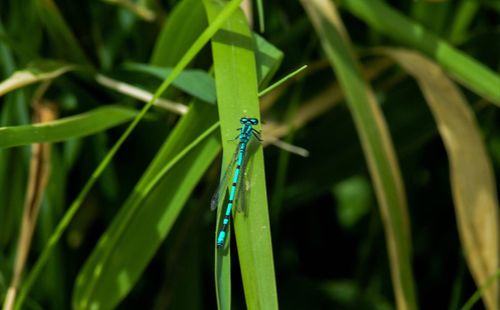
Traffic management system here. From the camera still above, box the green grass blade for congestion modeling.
[123,63,217,103]
[0,106,138,148]
[15,0,244,308]
[0,38,27,249]
[35,0,90,64]
[203,1,278,309]
[258,65,307,97]
[410,0,450,35]
[462,270,500,310]
[150,0,207,66]
[448,0,480,43]
[337,0,500,105]
[0,93,28,249]
[253,33,283,89]
[256,0,265,32]
[301,1,417,309]
[72,102,221,310]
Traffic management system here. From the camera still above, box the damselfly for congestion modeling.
[211,117,262,248]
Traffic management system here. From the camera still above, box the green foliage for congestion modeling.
[1,0,500,309]
[0,106,139,148]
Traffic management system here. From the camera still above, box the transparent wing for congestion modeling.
[235,174,249,213]
[210,145,239,211]
[233,136,259,213]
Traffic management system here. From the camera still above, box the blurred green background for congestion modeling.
[0,0,499,309]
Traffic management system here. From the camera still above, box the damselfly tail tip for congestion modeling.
[216,232,226,248]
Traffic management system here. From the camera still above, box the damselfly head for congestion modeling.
[240,117,259,125]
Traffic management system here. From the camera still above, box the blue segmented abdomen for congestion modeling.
[217,143,247,247]
[215,117,260,248]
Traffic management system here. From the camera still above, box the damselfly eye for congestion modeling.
[240,117,248,124]
[250,118,258,125]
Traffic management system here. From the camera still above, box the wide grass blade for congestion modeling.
[203,1,278,309]
[301,0,417,309]
[384,48,499,310]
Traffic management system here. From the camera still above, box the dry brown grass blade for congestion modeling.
[0,64,75,98]
[104,0,156,21]
[95,74,189,115]
[2,86,57,310]
[384,48,499,310]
